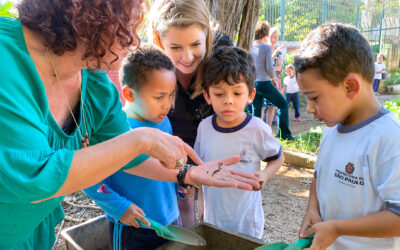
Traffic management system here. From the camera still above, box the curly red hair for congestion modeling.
[18,0,144,69]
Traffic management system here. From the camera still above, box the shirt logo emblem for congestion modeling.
[240,149,252,163]
[345,162,355,174]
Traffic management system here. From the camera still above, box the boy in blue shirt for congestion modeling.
[295,23,400,249]
[85,46,180,249]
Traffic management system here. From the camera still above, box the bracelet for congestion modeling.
[177,164,193,188]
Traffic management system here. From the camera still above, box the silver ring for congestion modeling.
[224,176,230,182]
[176,158,185,168]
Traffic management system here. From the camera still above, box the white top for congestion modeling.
[315,108,400,250]
[374,62,386,80]
[283,75,299,94]
[194,114,281,239]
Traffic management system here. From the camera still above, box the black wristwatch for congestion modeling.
[177,164,193,188]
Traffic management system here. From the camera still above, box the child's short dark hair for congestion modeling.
[202,46,256,93]
[119,45,174,91]
[294,23,374,85]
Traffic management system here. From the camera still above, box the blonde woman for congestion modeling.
[148,0,215,228]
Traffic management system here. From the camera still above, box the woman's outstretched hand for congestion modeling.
[184,156,260,190]
[135,127,202,169]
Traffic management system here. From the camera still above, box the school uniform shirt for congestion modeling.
[194,114,282,239]
[283,75,299,94]
[315,108,400,250]
[84,117,179,226]
[374,62,386,80]
[0,17,147,248]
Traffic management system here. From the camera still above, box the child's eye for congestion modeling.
[214,93,223,97]
[234,92,243,96]
[154,96,163,100]
[170,46,180,50]
[192,43,200,47]
[309,97,318,101]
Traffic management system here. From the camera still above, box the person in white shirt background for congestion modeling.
[373,53,386,94]
[282,64,301,122]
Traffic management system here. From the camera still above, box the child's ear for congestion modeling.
[343,74,361,100]
[203,90,212,105]
[247,88,256,105]
[122,86,135,103]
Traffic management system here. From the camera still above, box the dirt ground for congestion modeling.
[54,94,400,249]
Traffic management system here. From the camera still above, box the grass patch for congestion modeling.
[279,126,323,155]
[383,98,400,120]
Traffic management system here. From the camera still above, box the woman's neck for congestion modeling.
[176,70,194,90]
[22,25,84,84]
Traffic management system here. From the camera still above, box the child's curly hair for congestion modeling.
[120,45,174,91]
[202,46,256,93]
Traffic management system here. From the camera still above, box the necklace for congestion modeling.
[46,49,90,148]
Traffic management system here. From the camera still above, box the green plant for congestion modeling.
[0,1,14,18]
[383,98,400,120]
[280,126,323,155]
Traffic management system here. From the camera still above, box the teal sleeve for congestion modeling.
[0,149,74,203]
[88,73,149,170]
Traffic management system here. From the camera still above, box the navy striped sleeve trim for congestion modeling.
[314,170,317,178]
[388,203,400,216]
[263,146,282,162]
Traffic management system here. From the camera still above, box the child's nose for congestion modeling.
[306,101,315,114]
[224,95,233,104]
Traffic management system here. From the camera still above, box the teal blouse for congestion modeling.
[0,17,147,249]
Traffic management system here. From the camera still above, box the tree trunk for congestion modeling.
[206,0,261,51]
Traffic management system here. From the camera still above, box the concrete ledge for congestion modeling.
[283,150,316,169]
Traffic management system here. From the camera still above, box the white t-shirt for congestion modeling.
[315,108,400,250]
[374,62,386,80]
[283,75,299,94]
[194,114,281,239]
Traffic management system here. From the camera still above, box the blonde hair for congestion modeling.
[148,0,213,97]
[285,64,295,71]
[269,26,281,37]
[377,53,386,61]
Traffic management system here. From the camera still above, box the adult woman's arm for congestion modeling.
[47,127,200,199]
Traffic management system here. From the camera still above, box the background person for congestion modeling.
[373,52,386,94]
[283,64,301,122]
[250,21,294,140]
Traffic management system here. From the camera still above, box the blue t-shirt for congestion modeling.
[85,117,179,226]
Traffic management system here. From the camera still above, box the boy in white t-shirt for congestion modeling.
[195,46,284,239]
[295,23,400,250]
[373,53,386,94]
[283,64,301,122]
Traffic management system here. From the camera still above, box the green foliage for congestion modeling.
[284,51,295,66]
[0,1,14,18]
[384,68,400,86]
[280,126,323,155]
[383,98,400,120]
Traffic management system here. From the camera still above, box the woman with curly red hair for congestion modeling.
[0,0,260,248]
